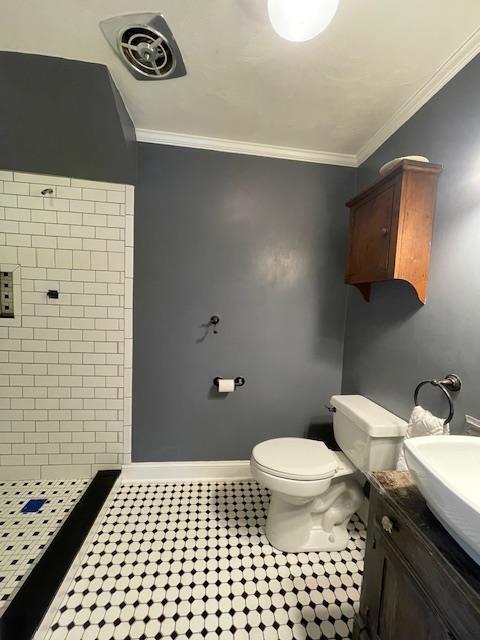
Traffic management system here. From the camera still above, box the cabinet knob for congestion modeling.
[381,227,389,236]
[381,515,394,533]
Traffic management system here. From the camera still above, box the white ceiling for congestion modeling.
[1,1,480,164]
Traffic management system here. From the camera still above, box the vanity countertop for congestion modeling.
[369,471,480,597]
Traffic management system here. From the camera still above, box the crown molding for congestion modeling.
[356,26,480,165]
[136,27,480,169]
[135,128,358,167]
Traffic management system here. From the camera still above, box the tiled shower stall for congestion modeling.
[0,170,133,480]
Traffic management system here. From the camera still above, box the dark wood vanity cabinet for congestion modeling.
[345,160,442,303]
[354,473,480,640]
[356,509,452,640]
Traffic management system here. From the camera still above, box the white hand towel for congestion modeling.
[397,405,449,470]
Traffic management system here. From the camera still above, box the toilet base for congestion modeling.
[264,477,363,553]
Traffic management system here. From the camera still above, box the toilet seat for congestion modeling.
[251,437,338,481]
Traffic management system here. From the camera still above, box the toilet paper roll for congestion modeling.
[218,378,235,393]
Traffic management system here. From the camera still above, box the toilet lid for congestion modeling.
[252,438,338,481]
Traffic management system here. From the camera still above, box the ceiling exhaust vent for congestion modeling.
[100,13,186,81]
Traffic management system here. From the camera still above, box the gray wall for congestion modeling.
[342,55,480,431]
[133,144,355,461]
[0,52,136,184]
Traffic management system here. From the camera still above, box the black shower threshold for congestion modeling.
[0,469,120,640]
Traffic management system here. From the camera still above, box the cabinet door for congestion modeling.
[347,182,396,283]
[360,521,453,640]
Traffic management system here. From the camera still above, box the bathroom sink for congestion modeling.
[404,435,480,565]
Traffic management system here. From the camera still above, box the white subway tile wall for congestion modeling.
[0,170,134,480]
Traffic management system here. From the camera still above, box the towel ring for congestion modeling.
[413,373,461,425]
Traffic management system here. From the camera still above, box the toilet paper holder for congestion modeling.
[213,377,246,388]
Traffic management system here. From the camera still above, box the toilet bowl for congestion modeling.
[251,395,407,552]
[251,438,363,552]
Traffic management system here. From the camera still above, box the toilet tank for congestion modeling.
[330,395,407,471]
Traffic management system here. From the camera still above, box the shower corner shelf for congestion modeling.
[344,159,443,304]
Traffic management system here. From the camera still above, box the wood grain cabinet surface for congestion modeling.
[354,477,480,640]
[345,160,442,303]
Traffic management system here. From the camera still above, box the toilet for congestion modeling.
[250,395,407,552]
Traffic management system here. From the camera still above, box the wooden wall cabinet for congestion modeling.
[345,160,442,303]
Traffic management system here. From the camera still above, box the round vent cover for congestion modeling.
[119,25,175,78]
[100,13,186,82]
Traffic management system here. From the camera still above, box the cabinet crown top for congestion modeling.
[346,159,443,209]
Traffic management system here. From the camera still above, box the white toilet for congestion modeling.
[250,395,407,552]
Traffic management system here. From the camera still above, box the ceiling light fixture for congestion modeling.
[268,0,339,42]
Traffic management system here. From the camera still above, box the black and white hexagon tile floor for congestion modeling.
[44,481,366,640]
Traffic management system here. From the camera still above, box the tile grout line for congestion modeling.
[40,479,365,640]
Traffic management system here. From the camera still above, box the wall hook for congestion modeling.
[196,315,221,343]
[209,315,220,334]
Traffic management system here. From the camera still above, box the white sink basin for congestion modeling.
[404,435,480,565]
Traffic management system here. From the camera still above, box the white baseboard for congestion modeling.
[121,460,253,482]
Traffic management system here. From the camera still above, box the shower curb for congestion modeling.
[0,469,120,640]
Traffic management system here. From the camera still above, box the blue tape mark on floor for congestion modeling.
[21,499,47,513]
